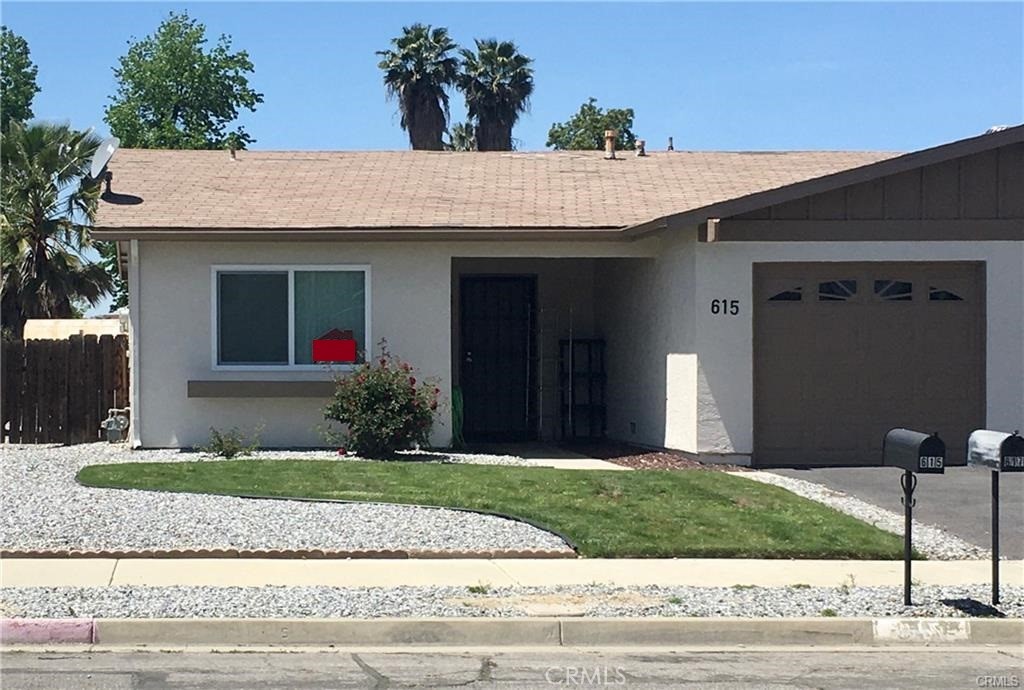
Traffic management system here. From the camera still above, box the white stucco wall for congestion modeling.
[130,233,1021,455]
[132,239,656,448]
[594,232,699,452]
[694,240,1024,460]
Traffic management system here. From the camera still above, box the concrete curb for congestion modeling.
[1,618,95,644]
[0,548,575,560]
[2,617,1020,647]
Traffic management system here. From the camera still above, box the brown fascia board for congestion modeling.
[623,124,1024,237]
[90,225,629,242]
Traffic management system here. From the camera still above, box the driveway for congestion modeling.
[772,466,1024,558]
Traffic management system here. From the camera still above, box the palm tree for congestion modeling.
[377,24,459,151]
[457,39,534,152]
[1,122,112,339]
[446,121,476,151]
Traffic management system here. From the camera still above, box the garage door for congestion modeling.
[753,262,985,467]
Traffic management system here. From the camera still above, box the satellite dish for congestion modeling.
[90,136,120,179]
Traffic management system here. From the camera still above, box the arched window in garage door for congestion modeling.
[818,280,857,301]
[767,286,803,301]
[929,286,965,301]
[874,280,913,301]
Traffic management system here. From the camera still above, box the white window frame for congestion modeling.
[211,264,372,372]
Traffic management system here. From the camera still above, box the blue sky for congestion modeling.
[3,2,1022,154]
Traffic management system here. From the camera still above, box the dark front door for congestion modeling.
[460,276,536,442]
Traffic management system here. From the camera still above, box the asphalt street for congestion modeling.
[772,465,1024,558]
[2,647,1022,689]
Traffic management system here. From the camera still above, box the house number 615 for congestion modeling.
[710,299,740,315]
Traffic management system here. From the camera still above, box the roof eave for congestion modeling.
[90,225,632,242]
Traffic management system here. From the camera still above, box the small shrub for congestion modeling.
[820,608,838,617]
[789,583,811,590]
[667,596,683,605]
[467,582,491,595]
[200,425,262,459]
[322,341,441,459]
[731,584,755,590]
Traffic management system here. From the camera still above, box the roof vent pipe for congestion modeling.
[604,129,618,159]
[667,136,674,151]
[635,139,646,157]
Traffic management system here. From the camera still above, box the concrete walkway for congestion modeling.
[3,558,1021,588]
[467,443,631,470]
[522,457,631,470]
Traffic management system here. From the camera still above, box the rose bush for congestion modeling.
[322,342,441,459]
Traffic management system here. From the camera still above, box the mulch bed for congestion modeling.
[561,441,751,472]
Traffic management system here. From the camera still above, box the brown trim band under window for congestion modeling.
[187,380,336,398]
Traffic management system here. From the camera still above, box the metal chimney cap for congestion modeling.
[604,129,618,160]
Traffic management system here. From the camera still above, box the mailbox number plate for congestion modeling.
[1003,456,1024,472]
[918,456,944,472]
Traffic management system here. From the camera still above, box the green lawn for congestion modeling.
[77,461,908,559]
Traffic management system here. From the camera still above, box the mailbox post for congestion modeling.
[882,428,946,605]
[967,429,1024,605]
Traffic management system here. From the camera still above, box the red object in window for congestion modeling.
[312,328,356,363]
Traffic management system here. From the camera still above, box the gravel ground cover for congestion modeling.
[741,471,989,561]
[0,444,568,554]
[2,584,1019,619]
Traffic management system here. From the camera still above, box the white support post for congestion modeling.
[127,239,142,448]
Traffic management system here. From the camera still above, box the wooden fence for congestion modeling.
[2,334,129,444]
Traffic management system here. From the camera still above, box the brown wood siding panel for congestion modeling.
[771,197,810,220]
[845,179,886,219]
[961,149,1000,219]
[808,188,847,220]
[883,170,922,219]
[733,207,772,220]
[922,160,961,219]
[997,143,1024,218]
[714,219,1023,242]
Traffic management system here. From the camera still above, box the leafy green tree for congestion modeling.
[105,12,263,149]
[446,121,476,151]
[0,26,40,131]
[547,98,636,152]
[97,241,128,311]
[457,39,534,152]
[1,122,112,339]
[377,24,459,151]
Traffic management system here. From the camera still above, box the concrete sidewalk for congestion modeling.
[3,558,1021,588]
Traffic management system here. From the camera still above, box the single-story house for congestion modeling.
[92,125,1024,467]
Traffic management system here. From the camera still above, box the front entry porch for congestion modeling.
[451,257,660,446]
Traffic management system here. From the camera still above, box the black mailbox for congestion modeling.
[967,430,1024,473]
[882,428,945,474]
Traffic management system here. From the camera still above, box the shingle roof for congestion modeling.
[95,148,897,231]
